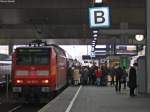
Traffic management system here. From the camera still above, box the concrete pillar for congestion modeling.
[8,42,13,55]
[146,0,150,93]
[120,22,128,44]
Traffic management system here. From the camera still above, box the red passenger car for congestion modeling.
[12,44,67,102]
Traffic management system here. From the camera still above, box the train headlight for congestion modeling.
[16,79,23,84]
[42,80,49,84]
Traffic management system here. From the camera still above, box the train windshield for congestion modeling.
[16,48,49,65]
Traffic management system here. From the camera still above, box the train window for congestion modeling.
[16,54,31,65]
[33,54,49,65]
[16,53,49,65]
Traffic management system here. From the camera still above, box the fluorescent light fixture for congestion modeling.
[94,37,97,40]
[92,40,96,43]
[95,53,106,55]
[95,45,106,48]
[95,50,106,53]
[135,34,144,41]
[93,30,98,34]
[0,0,15,3]
[93,34,98,37]
[94,0,103,3]
[92,44,95,47]
[92,42,96,45]
[0,61,12,64]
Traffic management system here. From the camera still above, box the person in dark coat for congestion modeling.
[82,67,89,85]
[128,63,137,97]
[115,64,123,92]
[110,66,115,86]
[90,63,98,85]
[122,66,128,89]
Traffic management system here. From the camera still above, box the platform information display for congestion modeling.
[89,6,110,28]
[115,45,137,56]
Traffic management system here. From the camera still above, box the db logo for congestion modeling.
[31,67,35,70]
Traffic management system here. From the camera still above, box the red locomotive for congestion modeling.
[12,40,68,102]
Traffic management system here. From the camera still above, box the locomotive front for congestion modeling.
[12,47,53,102]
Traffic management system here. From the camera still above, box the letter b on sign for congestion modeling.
[94,11,105,24]
[89,7,110,28]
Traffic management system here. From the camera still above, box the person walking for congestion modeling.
[82,67,89,85]
[128,63,137,97]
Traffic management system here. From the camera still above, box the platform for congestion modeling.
[39,86,150,112]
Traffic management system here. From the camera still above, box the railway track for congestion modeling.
[8,103,45,112]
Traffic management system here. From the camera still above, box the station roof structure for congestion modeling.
[0,0,146,45]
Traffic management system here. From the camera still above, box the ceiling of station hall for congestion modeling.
[0,0,146,45]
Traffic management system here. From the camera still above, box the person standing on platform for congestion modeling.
[128,63,137,97]
[81,67,89,85]
[115,64,123,93]
[122,66,128,89]
[95,67,102,86]
[90,63,98,85]
[73,66,81,86]
[110,66,115,86]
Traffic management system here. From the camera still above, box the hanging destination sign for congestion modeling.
[89,6,111,28]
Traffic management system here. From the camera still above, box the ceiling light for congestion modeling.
[92,42,96,45]
[95,50,106,53]
[94,0,103,3]
[0,0,15,3]
[93,30,98,34]
[95,45,106,48]
[94,37,97,40]
[92,40,96,43]
[92,44,95,47]
[93,34,98,37]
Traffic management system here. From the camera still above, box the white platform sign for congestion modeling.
[89,7,110,28]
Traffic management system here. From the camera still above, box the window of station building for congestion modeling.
[0,45,9,54]
[59,45,91,60]
[59,45,109,62]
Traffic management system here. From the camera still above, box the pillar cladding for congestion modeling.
[8,42,13,55]
[146,0,150,93]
